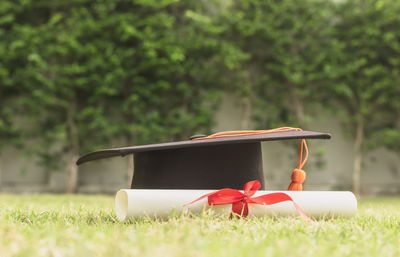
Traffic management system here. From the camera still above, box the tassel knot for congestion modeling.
[288,169,306,191]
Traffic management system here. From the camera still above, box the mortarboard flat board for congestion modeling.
[77,130,330,190]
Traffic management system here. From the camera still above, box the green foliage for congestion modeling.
[0,0,399,188]
[329,0,400,150]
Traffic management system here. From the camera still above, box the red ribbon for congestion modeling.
[187,180,310,221]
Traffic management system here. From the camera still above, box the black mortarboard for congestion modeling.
[76,129,330,190]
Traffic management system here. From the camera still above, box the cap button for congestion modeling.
[190,134,206,140]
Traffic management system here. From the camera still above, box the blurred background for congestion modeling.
[0,0,399,196]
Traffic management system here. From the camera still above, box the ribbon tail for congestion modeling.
[250,192,311,221]
[185,188,244,206]
[184,191,218,206]
[292,202,311,222]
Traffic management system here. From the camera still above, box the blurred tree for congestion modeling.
[13,0,224,192]
[215,0,334,129]
[328,0,400,196]
[14,0,122,193]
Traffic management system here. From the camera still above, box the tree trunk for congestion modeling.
[352,117,364,197]
[286,82,306,127]
[126,134,135,188]
[66,99,80,193]
[293,96,305,127]
[127,154,134,188]
[66,149,79,193]
[241,97,252,130]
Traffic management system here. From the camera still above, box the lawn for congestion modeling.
[0,194,399,257]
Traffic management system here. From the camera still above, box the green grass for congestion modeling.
[0,194,399,257]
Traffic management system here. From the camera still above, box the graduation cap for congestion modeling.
[77,128,330,190]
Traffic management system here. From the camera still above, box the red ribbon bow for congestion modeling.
[187,180,310,221]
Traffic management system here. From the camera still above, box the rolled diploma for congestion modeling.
[115,189,357,221]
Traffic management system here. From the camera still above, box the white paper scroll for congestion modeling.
[115,189,357,221]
